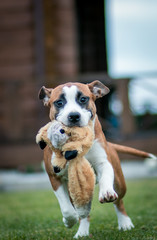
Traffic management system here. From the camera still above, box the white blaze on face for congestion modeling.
[56,85,91,127]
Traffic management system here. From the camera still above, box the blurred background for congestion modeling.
[0,0,157,172]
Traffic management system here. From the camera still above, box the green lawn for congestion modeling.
[0,179,157,240]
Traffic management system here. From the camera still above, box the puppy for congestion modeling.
[38,80,155,238]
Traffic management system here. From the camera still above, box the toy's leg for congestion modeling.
[114,199,134,230]
[75,201,92,220]
[53,155,67,169]
[54,181,79,228]
[74,217,90,239]
[51,152,68,174]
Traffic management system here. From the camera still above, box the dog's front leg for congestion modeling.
[97,160,118,203]
[87,140,118,203]
[73,202,91,238]
[54,181,79,228]
[74,217,90,239]
[44,151,78,228]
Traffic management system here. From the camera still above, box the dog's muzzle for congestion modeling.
[68,112,81,124]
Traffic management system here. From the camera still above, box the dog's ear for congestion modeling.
[88,80,110,99]
[38,86,53,106]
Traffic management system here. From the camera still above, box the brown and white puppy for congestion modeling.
[38,80,155,238]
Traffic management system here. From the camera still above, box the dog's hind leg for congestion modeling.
[74,216,90,239]
[114,199,134,231]
[107,144,134,231]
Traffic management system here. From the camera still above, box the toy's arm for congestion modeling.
[61,126,94,160]
[53,155,67,169]
[62,142,83,154]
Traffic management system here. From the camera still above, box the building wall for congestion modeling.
[0,1,156,169]
[43,0,78,81]
[0,0,40,143]
[0,0,79,169]
[0,0,44,169]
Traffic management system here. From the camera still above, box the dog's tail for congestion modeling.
[108,142,157,160]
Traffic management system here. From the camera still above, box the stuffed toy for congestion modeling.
[36,120,95,208]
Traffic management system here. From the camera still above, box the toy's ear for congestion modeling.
[88,80,110,100]
[38,86,53,106]
[38,140,47,150]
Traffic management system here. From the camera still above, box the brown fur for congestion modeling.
[108,142,150,158]
[43,146,61,191]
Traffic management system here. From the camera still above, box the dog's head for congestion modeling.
[38,80,109,127]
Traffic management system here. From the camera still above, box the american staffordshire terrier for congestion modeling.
[38,80,155,238]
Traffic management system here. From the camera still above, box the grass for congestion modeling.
[0,179,157,240]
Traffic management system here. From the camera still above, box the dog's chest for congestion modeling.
[86,140,108,166]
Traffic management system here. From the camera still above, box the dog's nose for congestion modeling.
[68,112,81,123]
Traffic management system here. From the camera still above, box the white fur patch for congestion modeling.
[114,205,134,230]
[74,217,90,238]
[56,86,91,126]
[145,154,157,170]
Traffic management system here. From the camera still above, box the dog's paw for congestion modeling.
[74,219,89,239]
[47,121,68,149]
[118,215,134,231]
[99,187,118,203]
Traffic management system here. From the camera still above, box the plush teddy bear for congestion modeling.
[36,120,95,208]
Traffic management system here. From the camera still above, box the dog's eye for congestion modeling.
[79,96,89,104]
[54,100,64,108]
